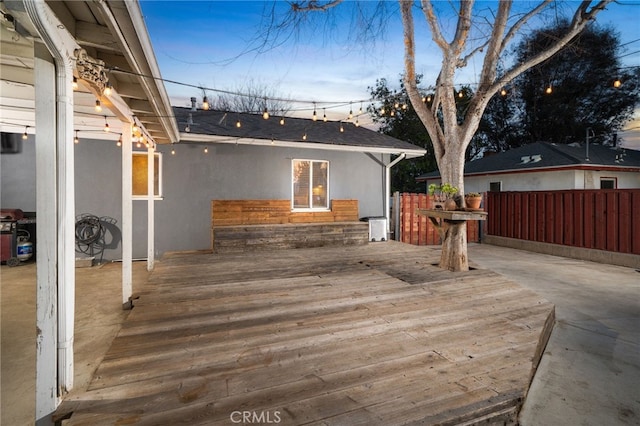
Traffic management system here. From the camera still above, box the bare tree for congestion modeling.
[205,79,293,115]
[278,0,612,271]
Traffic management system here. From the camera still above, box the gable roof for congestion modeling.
[417,142,640,181]
[173,107,426,159]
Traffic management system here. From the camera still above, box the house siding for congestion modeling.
[464,169,640,193]
[1,138,387,260]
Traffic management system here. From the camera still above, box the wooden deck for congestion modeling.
[57,242,554,425]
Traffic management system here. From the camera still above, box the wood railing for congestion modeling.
[486,189,640,255]
[398,193,481,245]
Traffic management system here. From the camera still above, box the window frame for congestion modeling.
[291,159,330,211]
[132,151,163,200]
[600,177,617,189]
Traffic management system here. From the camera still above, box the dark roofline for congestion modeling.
[172,107,426,158]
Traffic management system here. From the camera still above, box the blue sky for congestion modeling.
[140,0,640,147]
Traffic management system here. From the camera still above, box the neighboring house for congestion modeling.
[417,141,640,192]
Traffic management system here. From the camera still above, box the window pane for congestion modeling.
[312,161,328,208]
[293,160,310,208]
[132,154,160,196]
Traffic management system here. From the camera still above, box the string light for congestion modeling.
[103,116,110,132]
[202,96,209,110]
[116,135,122,147]
[312,103,317,121]
[74,130,79,144]
[95,99,102,112]
[72,76,78,90]
[323,108,327,122]
[348,103,353,119]
[279,116,285,125]
[22,126,28,140]
[613,78,622,88]
[263,106,269,120]
[545,84,553,94]
[236,119,242,128]
[500,88,507,96]
[132,123,139,133]
[427,95,432,102]
[339,122,344,133]
[103,83,112,96]
[171,143,176,155]
[203,146,208,153]
[302,133,307,141]
[458,91,464,98]
[359,103,363,114]
[355,117,360,127]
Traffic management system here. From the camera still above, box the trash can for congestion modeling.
[364,216,387,242]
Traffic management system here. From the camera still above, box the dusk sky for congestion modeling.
[139,0,640,149]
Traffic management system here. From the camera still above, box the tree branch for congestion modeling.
[289,0,344,12]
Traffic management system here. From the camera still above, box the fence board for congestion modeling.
[398,193,480,246]
[487,189,640,255]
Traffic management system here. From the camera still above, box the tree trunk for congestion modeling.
[439,221,469,272]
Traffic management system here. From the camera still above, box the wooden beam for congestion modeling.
[147,146,155,271]
[75,20,120,53]
[34,41,59,426]
[122,123,133,309]
[116,82,146,100]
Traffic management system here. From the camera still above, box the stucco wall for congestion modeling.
[1,138,387,260]
[0,134,36,212]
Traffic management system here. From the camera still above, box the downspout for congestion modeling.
[385,153,406,235]
[23,0,78,398]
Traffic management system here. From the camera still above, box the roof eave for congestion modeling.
[177,134,426,159]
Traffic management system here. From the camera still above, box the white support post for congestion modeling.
[55,46,76,399]
[122,124,133,308]
[34,41,59,426]
[147,144,155,271]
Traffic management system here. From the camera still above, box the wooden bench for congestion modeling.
[211,199,368,252]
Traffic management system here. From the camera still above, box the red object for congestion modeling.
[0,209,23,220]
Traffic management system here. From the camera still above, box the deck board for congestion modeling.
[57,242,554,425]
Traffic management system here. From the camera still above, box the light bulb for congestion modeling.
[545,85,553,94]
[312,108,317,121]
[349,103,353,119]
[613,78,622,88]
[422,96,427,103]
[74,130,79,144]
[236,120,242,128]
[359,103,363,114]
[202,96,209,110]
[339,123,344,133]
[104,116,110,132]
[302,133,307,141]
[355,118,359,127]
[132,124,139,133]
[95,99,102,112]
[427,96,431,102]
[136,141,142,148]
[380,107,385,115]
[204,146,208,153]
[171,148,176,155]
[323,109,327,122]
[72,76,78,90]
[458,91,464,98]
[22,126,28,140]
[116,136,122,147]
[280,117,285,126]
[500,88,507,96]
[103,84,112,96]
[263,107,269,120]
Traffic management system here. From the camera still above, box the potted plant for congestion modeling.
[428,183,459,210]
[464,192,483,210]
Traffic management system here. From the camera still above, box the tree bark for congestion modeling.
[439,221,468,271]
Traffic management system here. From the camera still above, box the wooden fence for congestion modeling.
[486,189,640,255]
[398,193,481,245]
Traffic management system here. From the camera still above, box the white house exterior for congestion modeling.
[417,142,640,193]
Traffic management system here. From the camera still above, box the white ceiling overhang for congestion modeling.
[178,133,427,159]
[0,0,178,144]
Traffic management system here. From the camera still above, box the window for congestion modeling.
[600,178,616,189]
[132,152,162,199]
[489,181,502,192]
[292,159,329,210]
